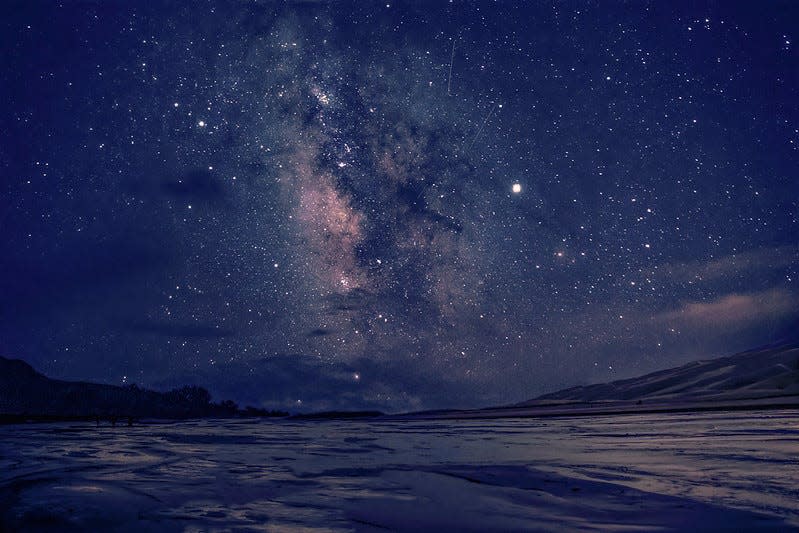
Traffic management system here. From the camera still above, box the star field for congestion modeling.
[1,2,797,411]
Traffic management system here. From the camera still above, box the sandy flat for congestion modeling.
[1,411,797,531]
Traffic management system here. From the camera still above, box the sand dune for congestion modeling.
[526,342,799,405]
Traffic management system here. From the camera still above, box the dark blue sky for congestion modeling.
[2,1,797,412]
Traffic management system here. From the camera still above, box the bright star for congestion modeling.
[512,183,522,194]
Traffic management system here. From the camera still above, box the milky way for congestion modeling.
[2,2,798,411]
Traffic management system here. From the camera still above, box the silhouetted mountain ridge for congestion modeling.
[0,356,286,420]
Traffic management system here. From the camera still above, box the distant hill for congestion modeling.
[522,342,799,406]
[392,342,799,421]
[0,356,286,421]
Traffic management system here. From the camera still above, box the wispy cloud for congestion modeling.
[655,288,798,328]
[652,245,798,284]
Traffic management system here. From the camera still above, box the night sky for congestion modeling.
[2,1,797,412]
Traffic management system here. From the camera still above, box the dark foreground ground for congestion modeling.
[1,410,797,531]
